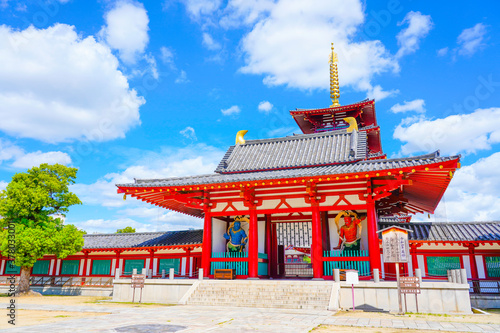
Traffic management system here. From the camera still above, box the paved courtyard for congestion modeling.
[3,302,500,333]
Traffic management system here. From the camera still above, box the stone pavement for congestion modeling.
[3,303,500,333]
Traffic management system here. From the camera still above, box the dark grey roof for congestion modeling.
[378,222,500,242]
[122,151,457,188]
[215,130,367,173]
[83,229,203,249]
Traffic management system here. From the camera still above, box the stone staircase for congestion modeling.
[186,280,333,310]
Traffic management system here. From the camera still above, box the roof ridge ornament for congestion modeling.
[235,130,248,145]
[329,42,340,107]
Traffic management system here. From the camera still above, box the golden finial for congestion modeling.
[329,42,340,107]
[235,130,248,144]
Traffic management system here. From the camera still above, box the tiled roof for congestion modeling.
[377,222,500,242]
[83,229,203,249]
[214,130,367,173]
[124,151,457,188]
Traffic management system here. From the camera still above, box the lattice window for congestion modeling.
[485,257,500,278]
[426,256,460,276]
[91,260,111,275]
[32,260,50,275]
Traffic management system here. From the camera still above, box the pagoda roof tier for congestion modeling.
[290,99,377,132]
[215,130,367,174]
[378,221,500,244]
[116,151,460,218]
[290,99,383,155]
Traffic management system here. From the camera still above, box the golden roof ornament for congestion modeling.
[329,42,340,107]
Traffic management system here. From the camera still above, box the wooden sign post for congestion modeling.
[131,274,145,303]
[378,226,413,314]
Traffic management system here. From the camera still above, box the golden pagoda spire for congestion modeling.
[329,42,340,107]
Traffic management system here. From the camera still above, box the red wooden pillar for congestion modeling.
[410,244,419,272]
[265,214,272,277]
[149,249,155,276]
[270,222,278,278]
[366,200,382,276]
[201,210,212,278]
[311,203,323,279]
[115,250,121,275]
[185,248,191,276]
[468,244,479,280]
[248,207,259,278]
[83,251,89,276]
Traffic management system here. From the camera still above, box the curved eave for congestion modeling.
[117,156,460,218]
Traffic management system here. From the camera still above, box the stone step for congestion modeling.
[187,302,327,310]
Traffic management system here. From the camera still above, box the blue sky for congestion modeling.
[0,0,499,233]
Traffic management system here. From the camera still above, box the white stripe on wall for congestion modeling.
[475,255,485,279]
[417,255,425,277]
[462,255,472,279]
[181,257,187,276]
[79,259,85,276]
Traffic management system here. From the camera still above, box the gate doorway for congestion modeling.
[271,222,313,279]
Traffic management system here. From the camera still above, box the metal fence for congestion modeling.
[468,279,500,295]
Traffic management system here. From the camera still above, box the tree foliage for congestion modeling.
[117,226,136,233]
[0,164,84,293]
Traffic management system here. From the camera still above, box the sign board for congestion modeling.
[379,227,411,263]
[345,270,359,285]
[131,274,145,289]
[400,276,421,294]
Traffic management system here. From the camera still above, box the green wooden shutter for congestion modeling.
[427,256,460,276]
[91,260,111,275]
[123,260,144,275]
[4,261,20,274]
[32,260,50,275]
[159,259,180,274]
[485,257,500,278]
[61,260,80,275]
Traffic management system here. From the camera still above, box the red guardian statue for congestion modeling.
[333,211,363,251]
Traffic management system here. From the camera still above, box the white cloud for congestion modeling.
[219,0,274,28]
[237,0,398,96]
[395,11,433,59]
[221,105,241,116]
[437,47,448,57]
[180,126,197,141]
[175,70,189,83]
[0,24,144,143]
[0,139,71,169]
[202,32,221,50]
[182,0,222,20]
[10,151,71,169]
[160,46,175,67]
[429,152,500,221]
[457,23,487,57]
[367,85,399,101]
[72,144,224,209]
[0,181,7,191]
[258,101,273,113]
[100,1,150,64]
[390,99,425,113]
[394,107,500,156]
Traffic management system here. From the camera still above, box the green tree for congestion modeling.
[0,164,84,294]
[117,226,136,233]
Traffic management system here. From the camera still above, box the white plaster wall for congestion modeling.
[408,255,413,276]
[86,259,92,275]
[119,259,123,272]
[79,259,85,276]
[189,257,193,276]
[381,254,385,278]
[49,259,55,275]
[258,219,265,253]
[55,259,61,276]
[212,218,228,253]
[0,260,4,275]
[462,255,472,279]
[145,259,150,274]
[152,258,157,276]
[475,255,485,279]
[181,258,186,275]
[111,259,116,275]
[417,255,426,277]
